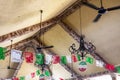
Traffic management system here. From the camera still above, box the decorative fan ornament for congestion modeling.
[81,0,120,22]
[79,61,87,72]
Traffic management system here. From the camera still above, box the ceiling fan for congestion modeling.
[36,10,53,51]
[81,0,120,22]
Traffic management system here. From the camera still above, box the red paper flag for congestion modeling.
[31,72,35,78]
[12,77,19,80]
[24,52,33,63]
[52,55,60,64]
[59,78,64,80]
[72,54,77,62]
[105,64,115,71]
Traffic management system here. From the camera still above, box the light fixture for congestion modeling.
[69,8,96,60]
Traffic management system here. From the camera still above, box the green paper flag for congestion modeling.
[116,66,120,73]
[20,76,25,80]
[0,47,6,60]
[86,56,94,64]
[35,53,44,65]
[45,70,51,77]
[77,54,81,61]
[36,70,40,76]
[60,56,67,64]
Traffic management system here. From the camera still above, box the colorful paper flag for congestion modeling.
[60,56,67,64]
[39,74,45,80]
[105,64,115,71]
[116,66,120,73]
[11,49,22,62]
[79,61,87,72]
[24,52,33,63]
[77,54,81,61]
[45,70,51,77]
[72,54,77,62]
[0,47,6,60]
[59,78,64,80]
[31,72,35,78]
[96,60,104,67]
[52,55,60,64]
[36,70,40,76]
[25,74,31,80]
[35,53,44,65]
[86,56,94,64]
[19,76,25,80]
[12,77,19,80]
[45,54,52,64]
[66,56,72,63]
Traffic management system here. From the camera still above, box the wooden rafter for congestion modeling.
[82,71,109,79]
[0,0,84,43]
[33,39,83,80]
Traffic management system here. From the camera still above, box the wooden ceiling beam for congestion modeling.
[82,71,110,79]
[0,0,84,43]
[33,39,83,80]
[58,20,108,66]
[0,21,55,43]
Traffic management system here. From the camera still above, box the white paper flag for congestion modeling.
[96,60,104,67]
[11,49,22,62]
[25,74,31,80]
[66,55,72,63]
[5,79,12,80]
[45,54,52,64]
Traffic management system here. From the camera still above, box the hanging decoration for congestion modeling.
[12,77,19,80]
[31,72,35,78]
[19,76,25,80]
[35,53,44,65]
[105,64,115,71]
[52,55,60,64]
[69,5,96,61]
[36,70,41,76]
[116,66,120,73]
[0,47,6,60]
[60,56,67,64]
[45,54,52,64]
[39,74,45,80]
[24,52,33,63]
[86,56,94,64]
[11,49,22,63]
[79,61,87,72]
[96,59,104,67]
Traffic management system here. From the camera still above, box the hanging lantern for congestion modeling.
[39,74,45,80]
[79,61,87,72]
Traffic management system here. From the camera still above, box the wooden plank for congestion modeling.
[82,71,110,79]
[33,39,83,80]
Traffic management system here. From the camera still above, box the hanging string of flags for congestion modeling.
[0,47,120,73]
[4,69,51,80]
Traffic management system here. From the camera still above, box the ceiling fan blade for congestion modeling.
[37,45,54,49]
[82,1,99,10]
[10,68,18,70]
[93,14,102,22]
[7,66,18,70]
[107,6,120,11]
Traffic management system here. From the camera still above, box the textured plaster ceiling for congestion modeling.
[0,0,120,79]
